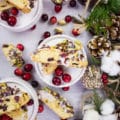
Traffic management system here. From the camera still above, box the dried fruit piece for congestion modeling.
[54,27,63,34]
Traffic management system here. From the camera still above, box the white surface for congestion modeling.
[0,77,39,120]
[36,34,87,88]
[0,0,92,120]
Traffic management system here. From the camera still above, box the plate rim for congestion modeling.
[35,34,87,88]
[0,77,39,120]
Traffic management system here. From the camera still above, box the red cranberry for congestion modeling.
[1,114,13,120]
[72,28,80,36]
[30,25,36,30]
[101,73,108,80]
[24,64,33,72]
[1,11,9,21]
[62,87,70,91]
[41,13,49,22]
[62,73,71,83]
[52,77,61,86]
[27,99,34,106]
[49,16,57,24]
[22,73,32,81]
[38,104,44,113]
[65,15,72,23]
[16,44,24,51]
[102,79,108,85]
[54,4,62,13]
[31,80,39,88]
[7,16,17,26]
[69,0,77,7]
[14,68,23,76]
[10,7,19,16]
[55,66,63,76]
[43,31,51,38]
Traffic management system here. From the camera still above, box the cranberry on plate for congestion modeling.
[62,86,70,91]
[7,16,17,26]
[24,64,33,72]
[16,44,24,51]
[22,72,32,81]
[38,104,44,113]
[55,66,63,76]
[52,77,61,86]
[65,15,72,23]
[41,13,49,22]
[1,11,9,21]
[62,73,72,83]
[14,68,23,76]
[43,31,51,38]
[54,4,62,13]
[27,99,34,106]
[0,114,13,120]
[49,16,57,24]
[10,7,19,16]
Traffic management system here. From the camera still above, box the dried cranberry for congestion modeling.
[27,99,34,106]
[31,80,39,88]
[62,87,70,91]
[43,31,51,38]
[30,25,36,30]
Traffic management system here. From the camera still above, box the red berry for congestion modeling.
[41,13,49,22]
[55,66,63,76]
[54,4,62,13]
[72,28,80,36]
[69,0,77,7]
[43,31,51,38]
[62,87,70,91]
[27,99,34,106]
[102,79,108,85]
[49,16,57,24]
[62,73,71,83]
[7,16,17,26]
[14,68,23,76]
[10,7,19,16]
[65,15,72,23]
[38,104,44,113]
[30,24,36,30]
[101,73,108,80]
[1,11,9,21]
[16,44,24,51]
[0,114,13,120]
[22,73,32,81]
[24,64,33,72]
[52,77,61,86]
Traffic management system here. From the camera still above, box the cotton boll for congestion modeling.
[110,50,120,62]
[100,114,117,120]
[100,99,115,115]
[83,109,100,120]
[82,104,95,114]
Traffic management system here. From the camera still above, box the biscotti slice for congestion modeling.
[38,88,74,119]
[7,0,31,13]
[6,108,28,120]
[2,44,24,68]
[31,48,61,64]
[0,0,13,11]
[0,92,30,114]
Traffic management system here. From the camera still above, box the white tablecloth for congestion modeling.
[0,0,92,119]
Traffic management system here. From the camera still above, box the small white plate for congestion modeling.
[35,35,87,88]
[0,0,43,32]
[0,77,39,120]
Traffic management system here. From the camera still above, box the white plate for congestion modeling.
[35,35,87,88]
[0,0,43,32]
[0,77,39,120]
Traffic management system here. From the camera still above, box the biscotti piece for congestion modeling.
[31,48,61,64]
[6,108,28,120]
[7,0,31,13]
[0,92,30,114]
[38,88,74,119]
[0,0,13,11]
[2,44,24,68]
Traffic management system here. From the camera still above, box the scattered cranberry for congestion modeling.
[41,13,49,22]
[27,99,34,106]
[30,24,36,30]
[24,64,33,72]
[31,80,39,88]
[54,4,62,13]
[22,72,32,81]
[16,44,24,51]
[38,104,44,113]
[69,0,77,7]
[65,15,72,23]
[52,77,61,86]
[62,87,70,91]
[43,31,51,38]
[62,73,71,83]
[0,114,13,120]
[72,28,80,36]
[7,16,17,26]
[14,68,23,76]
[55,66,63,76]
[102,79,108,85]
[1,11,9,21]
[49,16,57,24]
[101,73,108,80]
[10,7,19,16]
